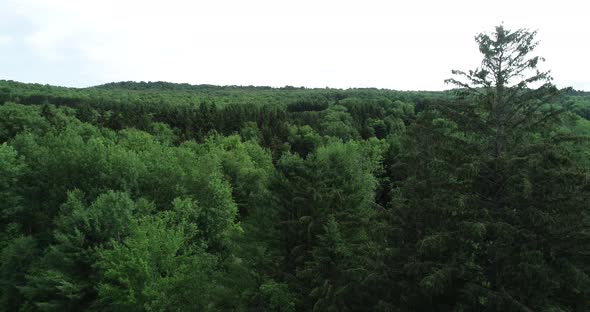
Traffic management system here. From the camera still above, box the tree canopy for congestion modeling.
[0,25,588,311]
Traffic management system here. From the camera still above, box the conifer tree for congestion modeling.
[386,25,590,311]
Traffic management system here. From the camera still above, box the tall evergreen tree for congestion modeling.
[272,141,381,310]
[385,25,590,311]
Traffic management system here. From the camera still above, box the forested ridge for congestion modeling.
[1,26,589,311]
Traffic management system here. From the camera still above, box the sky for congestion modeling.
[1,0,589,90]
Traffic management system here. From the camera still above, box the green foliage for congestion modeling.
[0,143,27,234]
[0,24,587,311]
[96,212,219,311]
[258,280,297,312]
[272,141,380,310]
[381,25,590,311]
[286,124,323,158]
[20,191,136,311]
[240,121,263,143]
[0,103,49,142]
[320,105,360,140]
[0,236,38,311]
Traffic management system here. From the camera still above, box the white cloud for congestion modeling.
[0,35,14,45]
[4,0,590,90]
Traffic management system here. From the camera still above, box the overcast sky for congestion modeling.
[1,0,589,90]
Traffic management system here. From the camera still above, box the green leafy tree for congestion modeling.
[0,236,38,311]
[96,212,219,311]
[320,105,360,141]
[257,280,297,312]
[286,124,323,158]
[0,103,49,142]
[0,143,27,235]
[240,121,263,143]
[301,215,353,311]
[20,191,136,311]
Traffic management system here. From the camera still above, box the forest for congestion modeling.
[0,26,589,311]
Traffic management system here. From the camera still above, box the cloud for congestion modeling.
[0,35,14,45]
[2,0,590,90]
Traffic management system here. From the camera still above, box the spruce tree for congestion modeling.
[386,25,590,311]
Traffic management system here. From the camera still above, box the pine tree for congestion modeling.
[20,191,136,311]
[386,25,590,311]
[272,141,380,310]
[445,25,590,310]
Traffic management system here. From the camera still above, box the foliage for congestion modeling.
[0,24,587,312]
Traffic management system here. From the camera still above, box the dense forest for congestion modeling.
[1,26,589,311]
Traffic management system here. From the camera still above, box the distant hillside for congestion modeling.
[0,80,450,109]
[93,81,259,91]
[1,80,588,120]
